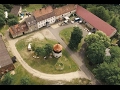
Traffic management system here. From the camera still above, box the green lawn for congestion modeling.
[15,36,79,74]
[59,27,84,52]
[111,38,119,44]
[0,61,90,85]
[23,4,43,13]
[0,25,9,35]
[11,62,53,85]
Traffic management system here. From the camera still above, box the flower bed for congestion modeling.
[55,62,64,71]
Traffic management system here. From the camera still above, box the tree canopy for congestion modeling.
[88,6,110,23]
[110,46,120,59]
[34,44,53,57]
[0,73,13,85]
[93,59,120,85]
[86,42,106,64]
[7,18,18,26]
[68,27,83,50]
[84,31,111,48]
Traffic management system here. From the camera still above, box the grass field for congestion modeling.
[15,36,79,74]
[0,25,9,35]
[0,61,90,85]
[59,27,84,52]
[23,4,43,13]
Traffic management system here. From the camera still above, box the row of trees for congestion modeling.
[34,44,53,58]
[43,4,66,9]
[84,31,111,65]
[0,72,31,85]
[93,46,120,85]
[84,30,120,84]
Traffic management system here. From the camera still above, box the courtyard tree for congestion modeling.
[1,73,13,85]
[44,44,53,57]
[110,46,120,59]
[84,33,100,45]
[95,31,111,47]
[84,31,111,48]
[35,47,45,57]
[86,41,106,65]
[93,59,120,85]
[68,27,83,50]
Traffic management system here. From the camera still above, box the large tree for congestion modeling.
[86,41,106,65]
[110,46,120,59]
[84,31,111,48]
[0,17,5,27]
[7,18,18,26]
[88,6,110,23]
[44,44,53,57]
[110,17,118,28]
[0,73,13,85]
[93,58,120,85]
[68,27,83,50]
[35,47,45,57]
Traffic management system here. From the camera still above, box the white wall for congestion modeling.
[52,51,62,58]
[37,16,56,29]
[55,10,76,20]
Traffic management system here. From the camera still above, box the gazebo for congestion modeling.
[52,44,62,58]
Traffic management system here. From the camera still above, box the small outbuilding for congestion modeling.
[52,44,62,58]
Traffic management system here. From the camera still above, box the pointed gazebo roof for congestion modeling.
[53,44,62,52]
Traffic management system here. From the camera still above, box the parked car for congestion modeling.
[74,17,80,22]
[74,17,83,23]
[78,20,83,24]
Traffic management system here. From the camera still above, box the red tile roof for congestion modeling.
[33,6,54,21]
[54,4,77,16]
[9,22,29,36]
[76,5,117,37]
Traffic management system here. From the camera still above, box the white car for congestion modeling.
[78,20,82,24]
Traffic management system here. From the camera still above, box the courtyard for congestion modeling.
[4,20,99,84]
